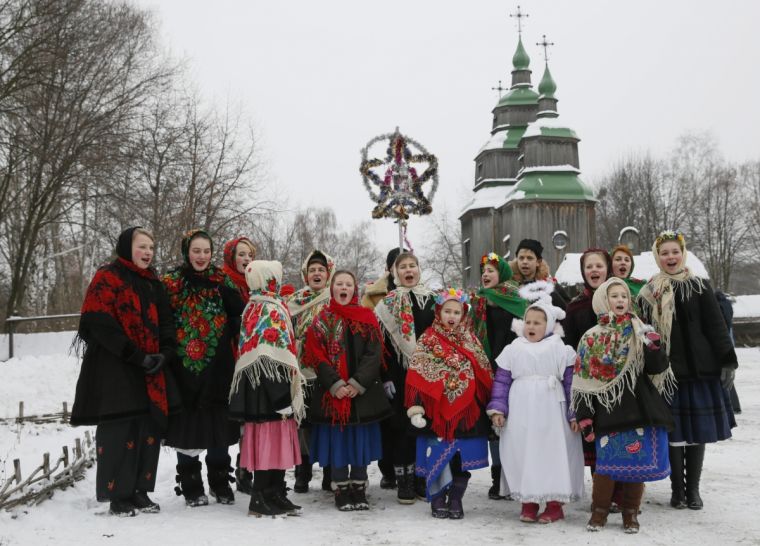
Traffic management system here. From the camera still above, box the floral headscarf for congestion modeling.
[222,237,256,301]
[231,260,305,422]
[572,278,673,414]
[405,291,493,441]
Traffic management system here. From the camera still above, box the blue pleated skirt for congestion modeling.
[415,436,489,501]
[669,377,736,445]
[310,423,382,468]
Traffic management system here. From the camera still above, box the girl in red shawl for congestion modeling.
[303,271,392,511]
[405,288,494,520]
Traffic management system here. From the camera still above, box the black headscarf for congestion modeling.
[116,226,141,262]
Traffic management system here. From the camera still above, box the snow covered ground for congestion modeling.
[1,344,759,545]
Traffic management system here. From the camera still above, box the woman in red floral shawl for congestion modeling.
[162,229,244,508]
[72,227,181,517]
[405,288,493,520]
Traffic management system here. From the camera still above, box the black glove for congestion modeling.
[720,367,735,391]
[140,353,165,375]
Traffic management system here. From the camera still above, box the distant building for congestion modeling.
[460,34,596,287]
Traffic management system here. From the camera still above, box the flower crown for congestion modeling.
[435,287,469,306]
[655,230,685,250]
[480,252,500,269]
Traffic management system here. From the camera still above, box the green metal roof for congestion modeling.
[524,125,578,139]
[512,171,596,202]
[503,126,527,149]
[512,37,531,70]
[497,87,539,107]
[538,64,557,99]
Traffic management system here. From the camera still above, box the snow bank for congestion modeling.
[0,330,77,360]
[733,295,760,319]
[0,352,80,418]
[555,251,710,286]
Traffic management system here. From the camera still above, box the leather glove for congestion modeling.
[141,353,164,375]
[720,368,736,391]
[410,414,427,429]
[383,381,396,400]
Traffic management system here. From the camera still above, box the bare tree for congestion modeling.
[421,207,463,289]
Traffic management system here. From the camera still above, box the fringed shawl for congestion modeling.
[231,260,305,423]
[405,319,493,442]
[572,278,674,415]
[374,284,434,368]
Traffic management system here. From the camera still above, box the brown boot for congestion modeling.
[622,482,645,534]
[587,474,615,532]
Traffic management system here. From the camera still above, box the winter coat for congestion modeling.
[488,365,574,420]
[508,259,570,309]
[485,305,518,372]
[562,291,596,352]
[640,279,737,380]
[381,297,435,429]
[574,344,674,436]
[72,260,181,426]
[309,328,392,425]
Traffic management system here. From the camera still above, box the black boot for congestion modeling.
[175,460,209,507]
[321,465,332,492]
[294,454,312,494]
[396,465,415,504]
[207,460,235,505]
[334,482,354,511]
[109,498,137,517]
[235,453,253,495]
[131,490,160,513]
[248,490,287,517]
[378,458,396,489]
[447,473,470,520]
[685,444,705,510]
[350,481,369,510]
[669,446,687,509]
[270,478,302,515]
[488,465,505,500]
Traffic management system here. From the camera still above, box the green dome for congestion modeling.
[512,37,530,71]
[538,64,557,99]
[512,171,596,202]
[497,86,539,107]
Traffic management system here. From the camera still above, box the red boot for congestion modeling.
[520,502,540,523]
[538,501,564,523]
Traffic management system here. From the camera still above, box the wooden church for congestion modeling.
[459,21,597,287]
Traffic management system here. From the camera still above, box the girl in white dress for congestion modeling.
[487,299,584,523]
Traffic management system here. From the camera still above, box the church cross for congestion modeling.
[537,34,555,62]
[491,80,508,98]
[509,5,529,35]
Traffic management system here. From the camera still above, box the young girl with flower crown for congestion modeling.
[573,277,674,533]
[638,231,736,512]
[487,295,584,525]
[228,260,305,517]
[469,252,527,499]
[405,288,493,520]
[303,270,392,511]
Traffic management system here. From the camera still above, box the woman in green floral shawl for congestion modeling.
[162,229,244,508]
[468,252,527,500]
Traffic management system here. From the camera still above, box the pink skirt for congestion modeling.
[239,420,302,471]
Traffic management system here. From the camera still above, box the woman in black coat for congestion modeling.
[72,227,181,516]
[639,231,737,511]
[162,229,244,507]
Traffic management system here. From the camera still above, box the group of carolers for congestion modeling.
[71,227,738,534]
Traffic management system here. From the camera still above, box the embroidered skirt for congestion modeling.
[239,419,301,471]
[669,377,736,445]
[595,426,670,482]
[310,423,382,468]
[415,436,489,501]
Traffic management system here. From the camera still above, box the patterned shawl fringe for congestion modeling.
[230,353,306,424]
[405,383,483,443]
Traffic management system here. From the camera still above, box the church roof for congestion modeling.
[509,170,596,202]
[523,116,578,139]
[478,126,527,152]
[512,37,530,71]
[538,63,557,99]
[497,87,539,107]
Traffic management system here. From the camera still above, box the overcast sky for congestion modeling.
[133,0,760,252]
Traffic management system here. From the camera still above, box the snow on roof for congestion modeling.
[459,185,510,215]
[733,295,760,319]
[502,187,525,205]
[479,130,507,153]
[523,116,572,138]
[554,251,710,286]
[518,165,581,174]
